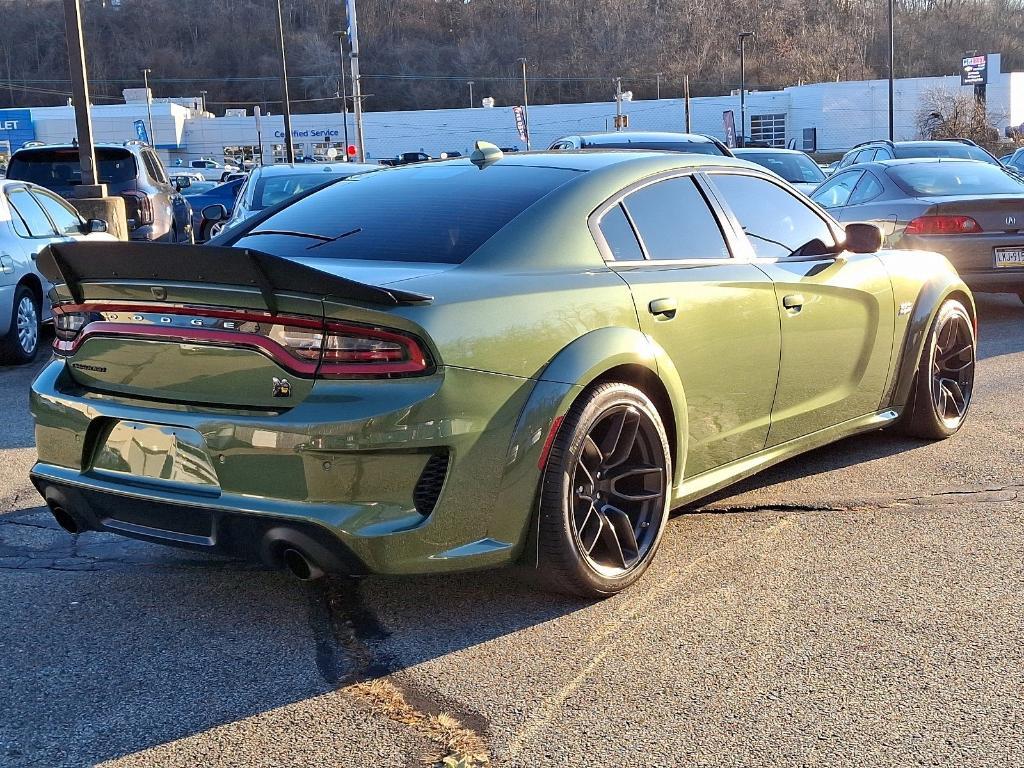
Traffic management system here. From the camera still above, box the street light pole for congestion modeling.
[615,76,623,131]
[656,72,663,100]
[142,67,156,146]
[467,80,475,108]
[274,0,295,163]
[62,0,99,190]
[888,0,895,141]
[738,32,753,148]
[346,0,366,162]
[334,30,350,160]
[199,89,207,114]
[517,57,530,150]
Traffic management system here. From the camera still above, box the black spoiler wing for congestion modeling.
[37,241,433,311]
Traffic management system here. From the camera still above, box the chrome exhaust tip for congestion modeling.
[281,547,324,581]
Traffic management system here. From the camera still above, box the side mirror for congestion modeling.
[844,222,883,253]
[83,218,107,234]
[173,176,191,191]
[201,203,227,223]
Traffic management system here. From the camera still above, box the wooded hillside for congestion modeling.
[1,0,1022,113]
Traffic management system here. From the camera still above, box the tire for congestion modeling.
[0,284,41,365]
[535,382,672,598]
[901,298,976,440]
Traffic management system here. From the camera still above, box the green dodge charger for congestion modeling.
[29,146,976,597]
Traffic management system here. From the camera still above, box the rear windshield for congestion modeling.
[583,140,725,156]
[7,148,137,190]
[249,171,354,211]
[894,144,997,164]
[738,152,826,183]
[231,163,581,263]
[888,162,1024,197]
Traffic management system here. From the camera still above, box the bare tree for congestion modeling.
[915,85,1005,151]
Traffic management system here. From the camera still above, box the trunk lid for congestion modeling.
[38,242,433,409]
[920,194,1024,233]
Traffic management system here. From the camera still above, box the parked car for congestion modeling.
[810,157,1024,302]
[835,139,1001,170]
[184,177,245,241]
[549,131,734,156]
[6,142,193,243]
[0,179,114,363]
[186,158,240,182]
[1001,147,1024,174]
[168,170,206,189]
[379,152,432,167]
[733,147,827,194]
[32,147,975,597]
[203,162,379,236]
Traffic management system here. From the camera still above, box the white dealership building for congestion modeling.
[2,53,1022,166]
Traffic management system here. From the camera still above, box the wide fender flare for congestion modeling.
[488,327,689,558]
[889,273,976,409]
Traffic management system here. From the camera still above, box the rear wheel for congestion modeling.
[535,382,671,598]
[901,298,975,439]
[0,285,40,365]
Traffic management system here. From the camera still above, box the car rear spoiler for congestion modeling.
[37,241,433,312]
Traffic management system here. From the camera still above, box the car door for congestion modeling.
[5,186,61,320]
[592,172,782,478]
[706,171,895,446]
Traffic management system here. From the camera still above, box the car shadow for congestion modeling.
[974,292,1024,361]
[0,352,49,450]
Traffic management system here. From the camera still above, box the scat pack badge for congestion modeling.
[272,377,292,398]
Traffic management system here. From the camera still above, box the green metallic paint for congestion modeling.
[29,152,974,577]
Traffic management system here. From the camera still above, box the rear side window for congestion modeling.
[598,204,644,261]
[711,173,835,259]
[622,176,730,260]
[232,164,580,264]
[143,151,168,184]
[7,148,137,189]
[7,188,56,237]
[810,170,863,208]
[32,189,83,235]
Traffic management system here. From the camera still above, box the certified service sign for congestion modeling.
[0,109,36,150]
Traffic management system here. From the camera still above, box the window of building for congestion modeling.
[224,145,259,166]
[312,142,346,161]
[749,113,786,148]
[273,144,305,163]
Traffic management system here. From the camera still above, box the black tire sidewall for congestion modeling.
[537,383,672,597]
[908,299,974,439]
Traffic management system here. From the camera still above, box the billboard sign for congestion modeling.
[0,109,35,151]
[722,110,737,148]
[961,54,988,86]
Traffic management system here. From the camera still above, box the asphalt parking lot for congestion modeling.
[1,293,1022,768]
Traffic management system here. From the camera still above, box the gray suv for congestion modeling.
[6,141,193,243]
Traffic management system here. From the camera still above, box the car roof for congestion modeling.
[733,147,808,155]
[388,149,756,175]
[250,162,379,177]
[570,131,720,145]
[868,157,994,167]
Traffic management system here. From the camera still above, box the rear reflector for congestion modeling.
[537,415,565,470]
[51,303,431,379]
[905,215,982,235]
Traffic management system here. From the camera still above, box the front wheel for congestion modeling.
[0,285,41,365]
[535,382,671,598]
[901,298,976,439]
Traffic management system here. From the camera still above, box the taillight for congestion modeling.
[52,306,100,350]
[318,321,429,377]
[121,191,154,226]
[904,215,982,235]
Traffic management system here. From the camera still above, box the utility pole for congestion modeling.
[334,30,350,160]
[615,76,623,131]
[142,67,156,146]
[254,105,264,166]
[887,0,895,140]
[656,72,663,100]
[738,32,753,148]
[199,89,207,114]
[517,57,530,149]
[275,0,295,163]
[467,80,475,108]
[684,75,692,133]
[346,0,366,162]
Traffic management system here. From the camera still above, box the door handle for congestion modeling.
[648,297,678,319]
[782,294,805,310]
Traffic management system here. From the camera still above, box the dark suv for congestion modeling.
[6,141,193,242]
[836,139,1000,170]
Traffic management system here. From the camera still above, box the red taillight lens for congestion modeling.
[904,215,982,235]
[318,322,429,377]
[121,191,154,226]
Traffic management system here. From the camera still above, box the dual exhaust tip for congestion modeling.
[46,502,325,582]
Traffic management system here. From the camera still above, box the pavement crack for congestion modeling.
[316,576,492,767]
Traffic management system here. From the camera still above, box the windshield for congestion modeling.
[7,148,137,192]
[248,171,354,211]
[889,162,1024,197]
[181,181,219,196]
[895,144,997,164]
[738,152,826,184]
[231,163,581,263]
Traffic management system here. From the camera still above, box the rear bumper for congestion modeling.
[900,233,1024,291]
[29,359,538,575]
